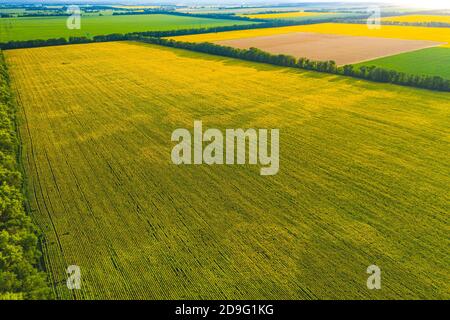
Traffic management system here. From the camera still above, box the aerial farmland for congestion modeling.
[0,0,448,305]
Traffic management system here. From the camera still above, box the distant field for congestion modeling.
[0,14,254,42]
[6,41,449,299]
[239,11,335,20]
[355,47,450,78]
[112,5,160,9]
[170,23,450,47]
[176,6,309,14]
[382,15,450,24]
[216,32,442,65]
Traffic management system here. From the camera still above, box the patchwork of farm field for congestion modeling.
[0,14,255,42]
[355,47,450,78]
[171,23,450,46]
[382,14,450,24]
[215,32,443,65]
[5,41,449,299]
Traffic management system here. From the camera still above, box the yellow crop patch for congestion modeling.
[382,15,450,24]
[170,23,450,47]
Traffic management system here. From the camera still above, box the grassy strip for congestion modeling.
[0,50,50,300]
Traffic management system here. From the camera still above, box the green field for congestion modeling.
[0,14,255,42]
[5,41,449,299]
[355,47,450,79]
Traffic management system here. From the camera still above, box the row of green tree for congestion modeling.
[139,37,450,92]
[0,51,51,299]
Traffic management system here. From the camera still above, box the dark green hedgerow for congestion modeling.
[0,51,51,300]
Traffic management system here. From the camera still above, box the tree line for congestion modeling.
[0,51,51,299]
[138,36,450,92]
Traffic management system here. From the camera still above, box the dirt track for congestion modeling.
[216,32,445,65]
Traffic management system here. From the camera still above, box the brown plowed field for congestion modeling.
[216,32,444,65]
